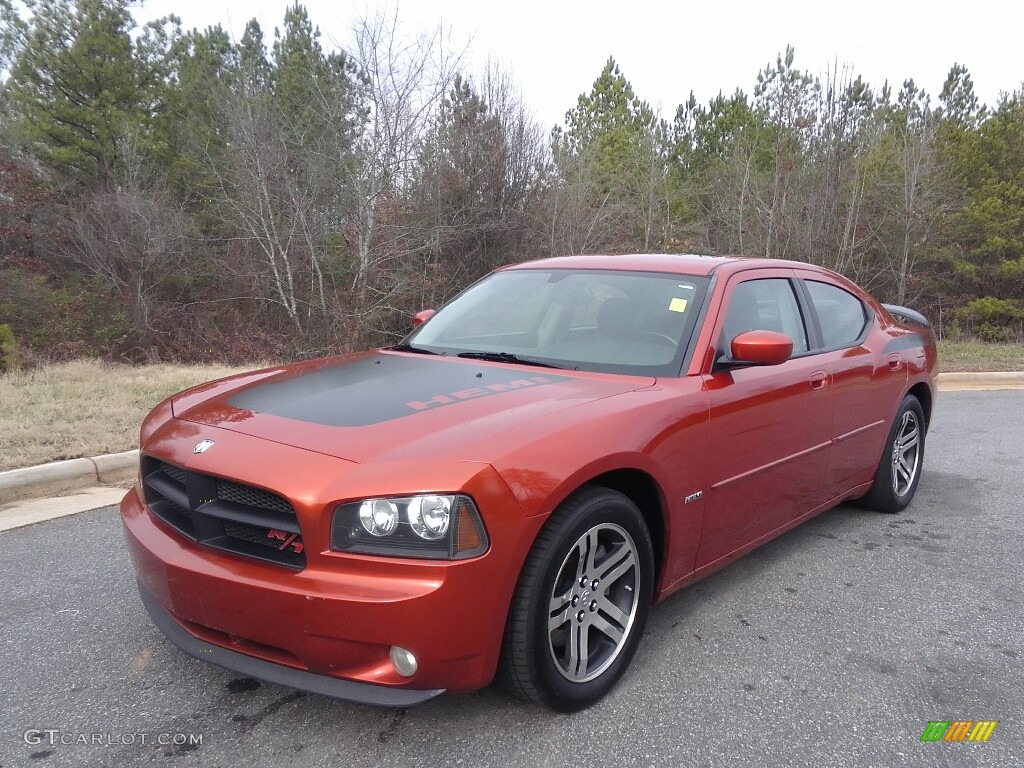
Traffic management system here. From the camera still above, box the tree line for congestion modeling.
[1,0,1022,369]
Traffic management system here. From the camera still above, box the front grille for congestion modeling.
[217,480,294,515]
[141,457,305,569]
[161,463,187,485]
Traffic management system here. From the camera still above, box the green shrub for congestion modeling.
[975,322,1015,342]
[0,268,131,360]
[0,323,19,372]
[957,297,1024,342]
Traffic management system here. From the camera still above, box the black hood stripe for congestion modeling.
[228,355,570,427]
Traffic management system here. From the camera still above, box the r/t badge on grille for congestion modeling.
[268,529,304,554]
[193,439,215,454]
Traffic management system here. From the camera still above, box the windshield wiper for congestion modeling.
[456,351,564,369]
[390,343,441,355]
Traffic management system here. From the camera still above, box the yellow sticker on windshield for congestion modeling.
[669,298,689,313]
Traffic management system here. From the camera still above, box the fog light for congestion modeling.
[390,646,418,677]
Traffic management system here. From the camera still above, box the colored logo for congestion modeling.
[920,720,997,742]
[267,529,304,554]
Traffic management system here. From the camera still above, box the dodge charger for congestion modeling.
[120,254,937,711]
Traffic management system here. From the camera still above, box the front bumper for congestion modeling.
[135,578,443,707]
[120,452,539,705]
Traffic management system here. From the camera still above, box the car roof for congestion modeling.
[502,253,823,278]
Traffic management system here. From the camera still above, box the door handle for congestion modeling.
[809,370,828,390]
[887,353,902,371]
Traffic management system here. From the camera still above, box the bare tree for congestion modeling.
[212,94,311,330]
[789,67,883,281]
[890,84,941,304]
[341,6,462,298]
[65,133,191,342]
[753,46,819,259]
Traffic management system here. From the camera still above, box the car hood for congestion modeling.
[172,351,654,464]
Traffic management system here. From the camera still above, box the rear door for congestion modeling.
[795,274,907,491]
[696,270,832,568]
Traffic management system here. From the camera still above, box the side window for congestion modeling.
[805,281,869,349]
[720,279,809,354]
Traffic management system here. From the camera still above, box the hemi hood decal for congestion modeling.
[226,354,571,427]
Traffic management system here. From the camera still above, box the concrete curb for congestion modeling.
[0,370,1021,507]
[936,371,1024,391]
[0,450,138,505]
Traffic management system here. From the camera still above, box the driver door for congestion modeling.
[696,271,832,568]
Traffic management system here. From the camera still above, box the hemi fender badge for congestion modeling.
[684,491,703,504]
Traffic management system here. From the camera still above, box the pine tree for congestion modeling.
[550,57,671,251]
[158,25,234,199]
[557,56,658,191]
[940,63,983,127]
[237,19,271,99]
[1,0,175,189]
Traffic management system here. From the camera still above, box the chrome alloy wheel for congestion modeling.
[547,523,639,683]
[891,409,921,497]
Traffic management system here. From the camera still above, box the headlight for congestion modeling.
[331,494,488,559]
[359,499,399,536]
[407,495,451,539]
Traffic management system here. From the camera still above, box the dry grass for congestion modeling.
[0,359,251,471]
[937,340,1024,372]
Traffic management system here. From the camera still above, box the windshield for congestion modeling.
[403,268,709,376]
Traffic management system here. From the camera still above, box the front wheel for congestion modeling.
[860,394,926,513]
[501,486,654,711]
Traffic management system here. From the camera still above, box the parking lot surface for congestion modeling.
[1,391,1021,767]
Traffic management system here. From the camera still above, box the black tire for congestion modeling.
[860,394,926,513]
[500,485,655,711]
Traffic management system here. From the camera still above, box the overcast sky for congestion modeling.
[135,0,1024,129]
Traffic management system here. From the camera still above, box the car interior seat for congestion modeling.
[597,298,644,339]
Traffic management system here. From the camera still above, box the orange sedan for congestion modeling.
[121,254,937,711]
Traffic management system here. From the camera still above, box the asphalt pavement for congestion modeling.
[1,391,1021,768]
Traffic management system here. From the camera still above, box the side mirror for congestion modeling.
[412,309,435,328]
[730,330,793,366]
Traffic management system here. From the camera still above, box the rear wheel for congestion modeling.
[501,486,654,711]
[860,394,926,513]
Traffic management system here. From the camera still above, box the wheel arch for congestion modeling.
[580,468,668,592]
[907,381,933,430]
[496,463,670,673]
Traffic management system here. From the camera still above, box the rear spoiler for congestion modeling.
[883,303,930,328]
